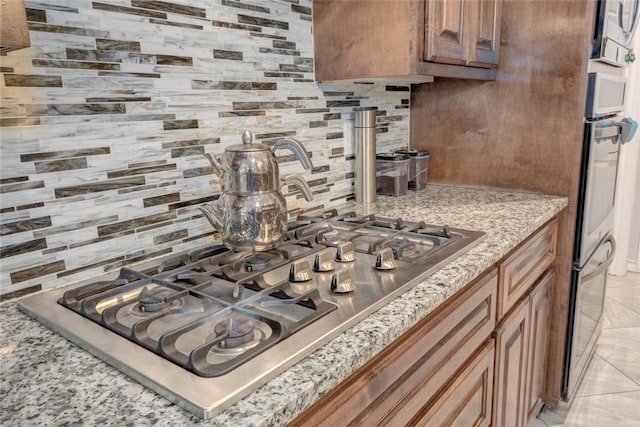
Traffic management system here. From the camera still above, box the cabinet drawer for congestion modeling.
[290,269,498,426]
[408,339,495,427]
[498,219,557,319]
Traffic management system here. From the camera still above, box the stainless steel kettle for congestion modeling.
[204,130,313,194]
[199,131,315,251]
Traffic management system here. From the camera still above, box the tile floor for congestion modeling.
[535,271,640,427]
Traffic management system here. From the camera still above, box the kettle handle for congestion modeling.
[283,175,314,202]
[273,138,313,170]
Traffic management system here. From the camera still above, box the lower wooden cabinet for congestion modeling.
[493,270,553,427]
[289,269,497,426]
[493,294,530,427]
[525,270,553,423]
[498,219,557,319]
[290,220,557,427]
[409,339,495,427]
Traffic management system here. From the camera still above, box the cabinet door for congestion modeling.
[525,270,553,423]
[410,339,495,427]
[468,0,502,66]
[493,295,530,427]
[425,0,470,65]
[290,269,497,427]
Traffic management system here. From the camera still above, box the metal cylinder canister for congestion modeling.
[354,107,377,205]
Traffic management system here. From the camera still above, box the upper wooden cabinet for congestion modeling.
[313,0,501,82]
[425,0,502,67]
[0,0,30,54]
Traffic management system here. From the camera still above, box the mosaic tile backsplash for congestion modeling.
[0,0,410,299]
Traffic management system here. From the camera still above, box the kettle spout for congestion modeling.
[272,138,313,170]
[283,175,314,202]
[198,203,224,230]
[204,152,222,176]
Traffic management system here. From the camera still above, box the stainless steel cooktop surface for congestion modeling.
[18,209,484,419]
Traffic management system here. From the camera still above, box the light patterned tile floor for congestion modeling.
[537,272,640,427]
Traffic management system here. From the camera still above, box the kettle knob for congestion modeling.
[241,130,253,145]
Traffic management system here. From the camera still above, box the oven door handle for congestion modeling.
[581,234,616,283]
[594,126,621,140]
[618,0,640,43]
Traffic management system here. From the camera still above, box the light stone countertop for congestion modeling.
[0,185,568,426]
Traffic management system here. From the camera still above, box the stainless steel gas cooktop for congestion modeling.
[18,209,484,419]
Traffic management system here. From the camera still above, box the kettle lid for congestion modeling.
[226,130,271,153]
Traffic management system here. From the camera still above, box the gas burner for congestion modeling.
[243,253,274,272]
[137,287,171,312]
[386,240,419,259]
[214,317,256,349]
[218,251,253,266]
[317,228,340,243]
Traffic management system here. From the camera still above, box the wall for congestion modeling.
[630,160,640,267]
[409,0,595,406]
[0,0,411,300]
[610,27,640,275]
[623,29,640,270]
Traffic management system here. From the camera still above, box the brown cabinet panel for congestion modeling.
[313,0,501,81]
[493,295,530,427]
[410,339,495,427]
[425,0,468,65]
[469,0,502,66]
[525,270,553,423]
[290,269,498,426]
[0,0,30,54]
[312,0,414,81]
[498,219,557,319]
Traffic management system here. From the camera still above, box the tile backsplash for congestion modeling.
[0,0,410,299]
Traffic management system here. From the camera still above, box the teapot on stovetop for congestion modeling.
[199,130,314,252]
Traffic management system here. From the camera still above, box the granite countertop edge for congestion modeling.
[0,185,568,427]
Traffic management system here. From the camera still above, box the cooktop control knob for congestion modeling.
[289,259,313,282]
[330,270,356,294]
[335,241,357,263]
[313,250,336,272]
[375,248,398,271]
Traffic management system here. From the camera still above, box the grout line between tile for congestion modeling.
[604,296,640,319]
[595,351,640,388]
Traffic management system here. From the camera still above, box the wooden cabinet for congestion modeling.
[525,270,553,423]
[493,270,553,427]
[492,219,557,427]
[0,0,30,54]
[290,218,557,427]
[410,339,495,427]
[289,269,498,426]
[498,219,557,319]
[425,0,501,68]
[312,0,502,82]
[493,294,530,427]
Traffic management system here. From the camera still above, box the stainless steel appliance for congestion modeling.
[563,72,635,401]
[18,210,484,419]
[592,0,640,67]
[200,130,314,251]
